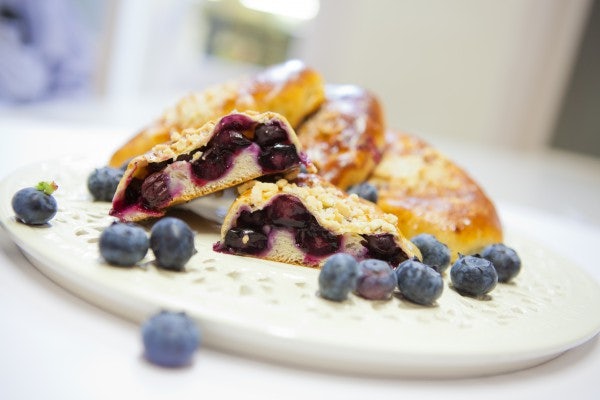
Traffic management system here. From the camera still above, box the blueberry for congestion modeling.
[396,258,444,305]
[99,222,149,266]
[87,167,123,201]
[410,233,451,272]
[213,129,252,150]
[362,234,406,267]
[150,217,196,270]
[450,254,498,297]
[354,259,397,300]
[254,122,288,146]
[267,195,310,228]
[481,243,521,283]
[12,182,58,225]
[258,144,300,171]
[296,222,341,257]
[318,253,359,301]
[347,182,378,203]
[141,172,171,209]
[141,310,200,367]
[192,148,233,180]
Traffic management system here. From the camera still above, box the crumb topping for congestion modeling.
[247,177,399,235]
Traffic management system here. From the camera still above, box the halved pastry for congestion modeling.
[368,131,503,259]
[296,84,386,190]
[214,174,420,268]
[108,60,325,168]
[110,111,310,222]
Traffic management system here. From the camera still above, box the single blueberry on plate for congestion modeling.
[354,259,397,300]
[396,258,444,305]
[481,243,521,283]
[87,166,124,201]
[318,253,359,301]
[99,222,149,266]
[410,233,451,272]
[347,182,378,203]
[450,254,498,297]
[150,217,196,270]
[12,181,58,225]
[141,310,200,368]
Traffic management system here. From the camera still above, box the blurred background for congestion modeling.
[0,0,598,158]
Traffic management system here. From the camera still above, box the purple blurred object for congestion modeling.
[0,0,93,102]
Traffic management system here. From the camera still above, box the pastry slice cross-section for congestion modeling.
[214,174,420,268]
[110,111,310,222]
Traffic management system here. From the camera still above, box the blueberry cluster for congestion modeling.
[99,217,196,271]
[318,235,522,305]
[318,253,443,305]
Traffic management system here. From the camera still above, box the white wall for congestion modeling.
[298,0,591,149]
[99,0,591,150]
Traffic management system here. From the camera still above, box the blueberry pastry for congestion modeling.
[108,60,325,168]
[296,84,386,190]
[368,131,503,259]
[214,174,420,268]
[110,111,311,222]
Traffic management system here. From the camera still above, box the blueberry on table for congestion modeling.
[87,166,124,201]
[12,181,58,225]
[396,258,444,305]
[318,253,359,302]
[150,217,196,270]
[481,243,521,283]
[99,222,149,266]
[347,182,378,203]
[450,254,498,297]
[354,259,397,300]
[410,233,451,272]
[141,310,200,367]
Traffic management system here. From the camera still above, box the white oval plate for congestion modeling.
[1,157,599,378]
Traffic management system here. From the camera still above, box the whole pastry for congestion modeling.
[368,131,503,259]
[109,60,325,168]
[296,84,386,190]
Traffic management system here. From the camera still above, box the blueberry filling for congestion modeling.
[113,115,302,214]
[141,172,171,209]
[218,195,409,265]
[361,234,409,267]
[295,225,340,256]
[223,228,268,255]
[219,195,330,256]
[191,147,234,181]
[258,144,300,171]
[254,123,288,146]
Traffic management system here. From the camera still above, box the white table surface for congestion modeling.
[1,99,600,400]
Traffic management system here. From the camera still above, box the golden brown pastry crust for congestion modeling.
[296,84,386,190]
[218,174,420,268]
[110,111,306,222]
[368,131,503,259]
[109,60,325,168]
